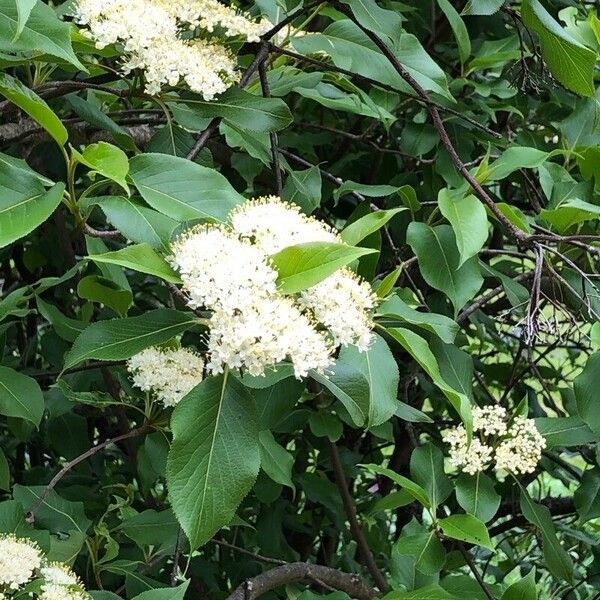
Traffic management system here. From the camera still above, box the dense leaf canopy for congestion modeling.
[0,0,599,599]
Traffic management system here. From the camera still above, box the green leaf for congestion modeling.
[259,430,294,489]
[87,243,181,283]
[521,0,597,97]
[378,294,458,344]
[407,223,483,315]
[574,468,600,523]
[363,464,430,508]
[574,353,600,438]
[395,531,446,575]
[310,360,370,427]
[334,182,402,202]
[438,190,488,267]
[396,401,433,424]
[592,322,600,349]
[438,514,493,550]
[455,473,501,523]
[483,147,549,183]
[272,241,376,294]
[341,208,405,245]
[0,73,67,145]
[462,0,504,16]
[501,569,537,600]
[520,488,574,583]
[122,509,179,547]
[0,178,64,249]
[293,21,452,100]
[384,585,458,599]
[340,0,404,42]
[282,166,322,214]
[0,0,85,69]
[0,447,9,490]
[129,153,244,222]
[94,196,177,253]
[12,0,36,42]
[74,142,129,193]
[534,416,596,448]
[541,198,600,233]
[77,275,133,317]
[36,297,86,342]
[131,582,189,600]
[177,88,292,133]
[386,327,472,430]
[337,333,398,427]
[63,309,198,369]
[13,485,91,533]
[410,443,453,510]
[0,366,44,426]
[166,373,260,549]
[437,0,471,63]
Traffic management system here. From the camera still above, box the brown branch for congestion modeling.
[213,539,287,566]
[266,43,503,139]
[335,3,529,244]
[258,57,284,197]
[457,544,495,600]
[328,440,389,592]
[26,424,149,523]
[83,222,120,238]
[226,563,377,600]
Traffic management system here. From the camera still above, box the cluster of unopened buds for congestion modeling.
[442,406,546,476]
[127,197,376,406]
[0,534,89,600]
[74,0,271,99]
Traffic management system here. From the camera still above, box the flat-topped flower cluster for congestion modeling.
[172,197,376,380]
[74,0,269,98]
[127,197,376,406]
[0,535,89,600]
[443,405,546,476]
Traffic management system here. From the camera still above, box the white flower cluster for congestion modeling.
[74,0,269,99]
[127,346,205,407]
[0,535,89,599]
[442,406,546,476]
[170,197,376,379]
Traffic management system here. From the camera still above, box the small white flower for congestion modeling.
[472,405,508,436]
[495,416,546,475]
[442,425,494,475]
[128,346,204,407]
[0,535,41,590]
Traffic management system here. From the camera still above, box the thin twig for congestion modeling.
[258,56,284,197]
[457,544,495,600]
[213,539,287,566]
[26,425,149,523]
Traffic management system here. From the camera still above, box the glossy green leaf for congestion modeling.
[272,241,376,294]
[410,443,453,509]
[74,142,129,193]
[407,223,483,315]
[259,430,294,489]
[87,243,181,283]
[0,180,64,249]
[455,473,501,523]
[77,275,133,317]
[0,366,44,426]
[522,0,597,97]
[520,488,574,583]
[363,464,430,508]
[0,0,85,69]
[501,569,537,600]
[166,373,260,549]
[341,208,405,245]
[176,88,292,133]
[386,327,472,430]
[437,0,471,63]
[438,190,488,267]
[0,73,67,145]
[129,153,244,222]
[337,333,398,427]
[438,514,493,550]
[64,309,199,369]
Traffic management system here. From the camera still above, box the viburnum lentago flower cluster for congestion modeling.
[442,406,546,476]
[167,196,376,379]
[74,0,269,99]
[127,346,204,407]
[0,535,89,599]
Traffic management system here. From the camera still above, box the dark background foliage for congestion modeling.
[0,0,600,599]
